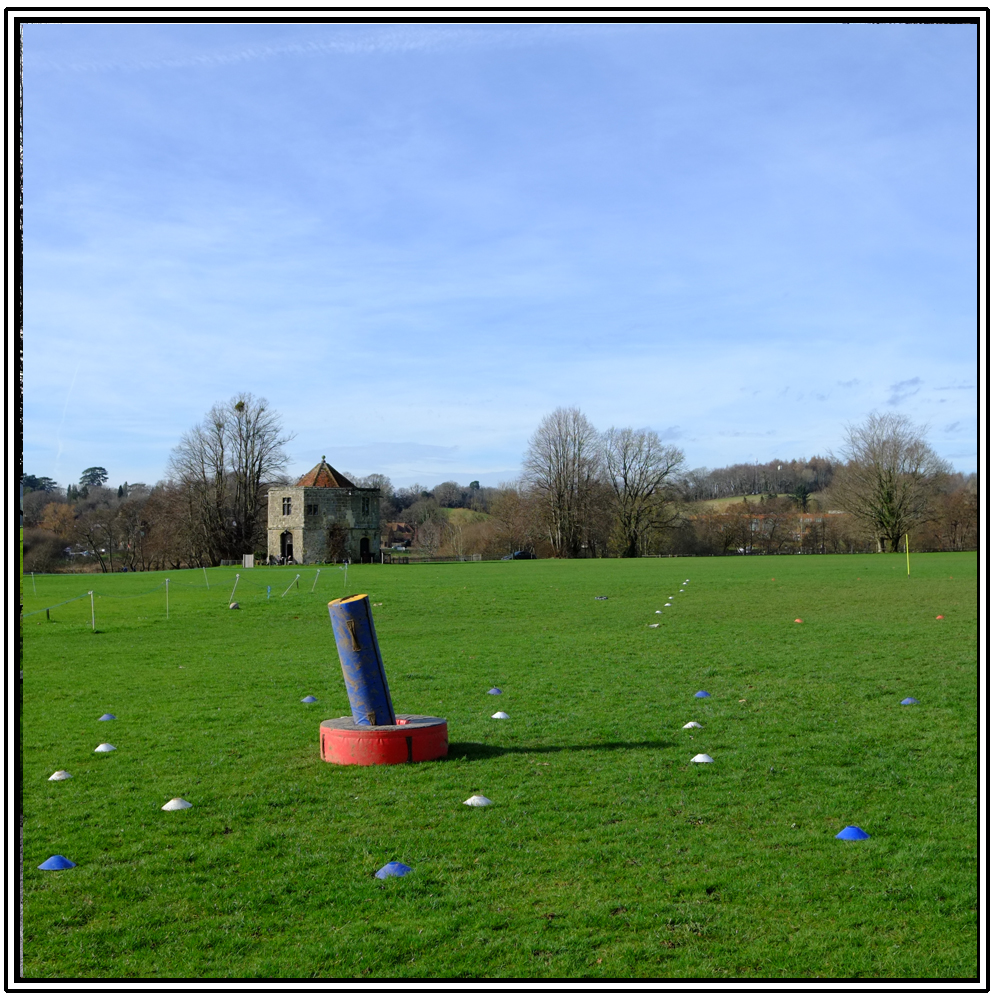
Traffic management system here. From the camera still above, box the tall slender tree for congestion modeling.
[523,407,602,557]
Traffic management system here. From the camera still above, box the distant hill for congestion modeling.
[691,492,836,513]
[442,507,491,525]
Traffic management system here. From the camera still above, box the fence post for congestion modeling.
[165,578,170,620]
[311,569,321,593]
[89,591,95,632]
[229,573,240,605]
[203,566,210,589]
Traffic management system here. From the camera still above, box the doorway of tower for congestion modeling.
[280,531,294,563]
[360,536,371,564]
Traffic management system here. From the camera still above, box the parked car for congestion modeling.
[502,550,536,560]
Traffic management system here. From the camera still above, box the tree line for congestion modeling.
[22,400,978,573]
[22,394,292,573]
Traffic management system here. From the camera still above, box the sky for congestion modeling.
[20,19,980,492]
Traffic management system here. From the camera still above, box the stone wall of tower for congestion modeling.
[267,486,381,564]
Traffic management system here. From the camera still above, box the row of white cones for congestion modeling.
[51,725,192,809]
[686,712,712,761]
[650,579,688,626]
[685,708,712,760]
[674,582,711,761]
[48,769,191,810]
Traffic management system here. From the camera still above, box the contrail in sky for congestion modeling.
[27,23,624,74]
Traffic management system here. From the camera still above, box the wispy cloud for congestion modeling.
[27,23,602,75]
[887,376,923,406]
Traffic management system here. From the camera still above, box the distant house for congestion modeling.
[386,521,415,549]
[266,457,380,565]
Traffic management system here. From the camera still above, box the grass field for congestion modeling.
[19,553,979,980]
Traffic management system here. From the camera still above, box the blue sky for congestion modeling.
[21,20,979,491]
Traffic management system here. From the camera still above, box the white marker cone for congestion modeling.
[94,744,116,753]
[162,798,192,811]
[464,795,493,807]
[648,623,660,628]
[655,610,662,614]
[682,721,703,729]
[691,754,714,763]
[491,711,509,719]
[48,770,72,781]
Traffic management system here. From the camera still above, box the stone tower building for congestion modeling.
[266,458,381,565]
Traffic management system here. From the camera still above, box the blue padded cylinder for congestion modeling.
[328,593,395,726]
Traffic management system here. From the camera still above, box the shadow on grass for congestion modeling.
[447,740,674,760]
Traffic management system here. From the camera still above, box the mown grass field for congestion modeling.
[20,553,979,980]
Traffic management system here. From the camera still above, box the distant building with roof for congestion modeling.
[266,457,381,564]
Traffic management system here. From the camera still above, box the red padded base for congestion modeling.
[320,714,448,766]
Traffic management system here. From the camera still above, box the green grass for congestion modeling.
[20,554,979,980]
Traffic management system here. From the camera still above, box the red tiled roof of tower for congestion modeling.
[295,457,357,489]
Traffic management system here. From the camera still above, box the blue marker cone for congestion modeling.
[375,861,412,879]
[301,696,317,704]
[900,698,919,705]
[98,713,116,721]
[487,688,502,695]
[38,855,76,870]
[695,690,710,698]
[835,826,869,840]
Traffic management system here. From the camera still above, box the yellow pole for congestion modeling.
[905,534,910,576]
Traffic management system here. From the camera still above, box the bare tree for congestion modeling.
[141,482,204,570]
[115,492,153,571]
[75,508,116,573]
[167,393,292,563]
[488,482,543,556]
[603,427,684,557]
[832,412,949,553]
[22,487,64,527]
[523,407,602,558]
